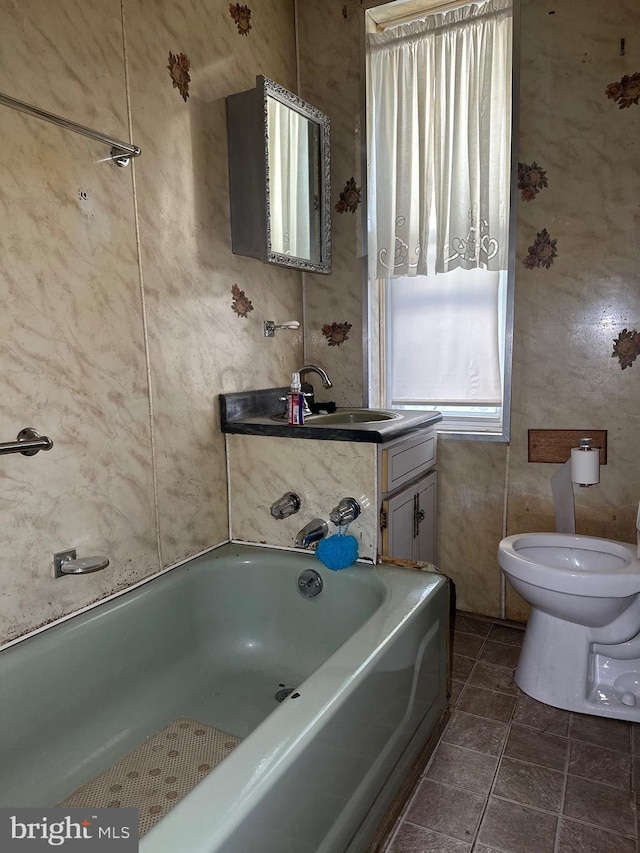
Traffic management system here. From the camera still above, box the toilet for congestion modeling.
[498,532,640,721]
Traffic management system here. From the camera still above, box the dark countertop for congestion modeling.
[219,388,442,444]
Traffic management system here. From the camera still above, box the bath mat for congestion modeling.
[58,717,241,836]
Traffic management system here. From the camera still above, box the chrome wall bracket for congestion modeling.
[0,427,53,457]
[54,549,110,578]
[110,146,135,168]
[264,320,300,337]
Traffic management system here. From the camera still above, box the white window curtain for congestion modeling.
[368,0,513,279]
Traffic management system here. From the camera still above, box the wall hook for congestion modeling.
[264,320,300,337]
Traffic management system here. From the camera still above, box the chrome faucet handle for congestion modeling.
[270,492,301,519]
[329,498,361,527]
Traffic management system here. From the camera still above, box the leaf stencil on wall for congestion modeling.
[612,329,640,369]
[335,178,361,214]
[231,283,253,318]
[605,72,640,109]
[322,322,352,347]
[517,161,548,202]
[229,4,252,36]
[522,228,557,270]
[167,52,191,102]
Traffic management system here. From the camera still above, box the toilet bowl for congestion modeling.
[498,532,640,721]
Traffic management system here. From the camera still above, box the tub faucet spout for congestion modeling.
[295,518,328,549]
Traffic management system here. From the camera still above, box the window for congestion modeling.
[366,0,515,438]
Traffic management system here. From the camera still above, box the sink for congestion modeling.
[220,389,442,441]
[270,408,402,425]
[306,408,402,425]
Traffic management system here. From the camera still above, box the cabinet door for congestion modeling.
[380,470,437,563]
[380,488,415,561]
[415,471,437,564]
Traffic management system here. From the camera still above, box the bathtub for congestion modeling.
[0,542,449,852]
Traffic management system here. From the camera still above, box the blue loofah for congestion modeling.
[316,533,359,571]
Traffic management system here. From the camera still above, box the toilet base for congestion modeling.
[516,607,640,722]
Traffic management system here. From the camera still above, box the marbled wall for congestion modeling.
[438,0,639,619]
[227,434,377,560]
[124,0,301,567]
[298,0,640,619]
[435,0,639,619]
[298,0,366,407]
[505,0,640,619]
[3,0,639,645]
[0,0,303,644]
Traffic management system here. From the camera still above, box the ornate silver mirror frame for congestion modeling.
[226,76,332,275]
[259,76,332,274]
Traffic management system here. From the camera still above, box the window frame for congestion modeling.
[362,0,519,443]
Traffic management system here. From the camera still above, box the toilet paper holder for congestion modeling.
[551,436,601,534]
[571,437,600,488]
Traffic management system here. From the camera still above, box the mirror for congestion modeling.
[227,76,331,275]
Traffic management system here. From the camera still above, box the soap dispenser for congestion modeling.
[287,372,304,425]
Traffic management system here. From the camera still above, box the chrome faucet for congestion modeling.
[298,365,333,416]
[295,518,328,549]
[298,364,333,390]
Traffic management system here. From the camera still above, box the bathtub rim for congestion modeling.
[0,538,378,654]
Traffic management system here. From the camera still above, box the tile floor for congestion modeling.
[381,612,639,853]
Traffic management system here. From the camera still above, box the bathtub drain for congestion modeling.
[275,687,295,702]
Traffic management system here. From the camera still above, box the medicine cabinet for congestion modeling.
[226,75,331,275]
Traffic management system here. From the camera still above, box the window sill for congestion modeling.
[436,428,509,443]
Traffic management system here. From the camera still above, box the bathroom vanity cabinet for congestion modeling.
[378,428,438,564]
[220,389,441,565]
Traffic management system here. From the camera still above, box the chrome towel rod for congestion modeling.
[0,428,53,457]
[0,91,141,167]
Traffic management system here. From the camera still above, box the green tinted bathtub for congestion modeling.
[0,542,449,852]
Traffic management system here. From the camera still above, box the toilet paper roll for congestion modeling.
[570,447,600,486]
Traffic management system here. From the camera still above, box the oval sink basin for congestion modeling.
[306,408,402,425]
[269,408,402,425]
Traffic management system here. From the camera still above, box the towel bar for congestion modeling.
[0,427,53,457]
